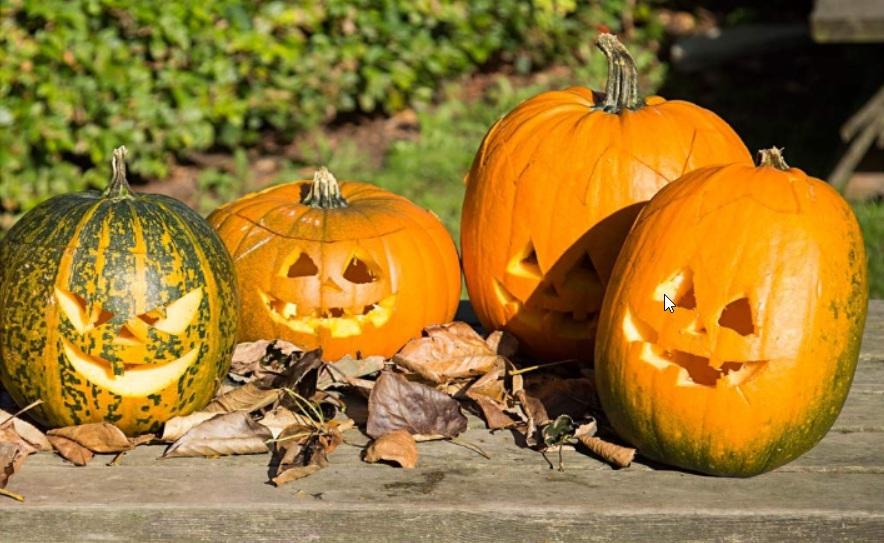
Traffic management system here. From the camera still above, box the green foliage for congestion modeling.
[853,201,884,299]
[0,0,644,212]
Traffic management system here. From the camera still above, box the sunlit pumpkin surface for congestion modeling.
[209,168,461,360]
[0,149,238,435]
[461,35,752,361]
[595,150,868,476]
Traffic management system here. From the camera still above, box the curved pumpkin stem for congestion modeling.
[596,33,640,113]
[104,146,133,199]
[758,147,790,170]
[303,167,348,209]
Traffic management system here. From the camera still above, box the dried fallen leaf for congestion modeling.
[485,330,518,358]
[577,434,635,469]
[363,429,418,469]
[164,412,272,458]
[271,423,343,486]
[367,372,467,439]
[229,339,302,383]
[259,407,312,439]
[0,409,51,452]
[318,355,386,390]
[161,411,219,442]
[472,397,517,430]
[205,383,280,413]
[47,435,94,466]
[47,423,131,453]
[394,322,503,385]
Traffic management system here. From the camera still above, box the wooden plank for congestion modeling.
[0,301,880,542]
[812,0,884,42]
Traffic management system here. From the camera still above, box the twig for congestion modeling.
[107,451,126,466]
[0,399,43,427]
[0,487,25,502]
[577,435,635,468]
[447,437,491,459]
[509,359,579,376]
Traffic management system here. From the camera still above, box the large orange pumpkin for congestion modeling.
[595,148,868,476]
[208,168,461,360]
[461,34,752,361]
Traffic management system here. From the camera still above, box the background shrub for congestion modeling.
[0,0,650,212]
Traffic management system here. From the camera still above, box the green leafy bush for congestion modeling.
[0,0,646,212]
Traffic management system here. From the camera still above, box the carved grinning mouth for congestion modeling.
[260,291,396,338]
[61,339,199,397]
[623,308,767,388]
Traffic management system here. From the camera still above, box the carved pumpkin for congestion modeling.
[461,34,752,361]
[595,148,868,476]
[208,168,461,360]
[0,147,238,435]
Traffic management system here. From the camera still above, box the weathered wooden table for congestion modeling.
[1,302,882,542]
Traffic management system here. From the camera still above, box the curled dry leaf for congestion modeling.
[47,435,93,466]
[1,425,37,487]
[367,372,467,439]
[577,435,635,469]
[229,339,301,384]
[47,423,131,453]
[164,412,272,458]
[205,383,280,414]
[271,423,343,486]
[259,407,314,439]
[161,411,218,442]
[472,397,517,431]
[318,355,386,390]
[393,322,503,385]
[363,429,418,469]
[485,330,518,358]
[0,409,51,451]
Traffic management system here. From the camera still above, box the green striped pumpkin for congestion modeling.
[0,147,238,435]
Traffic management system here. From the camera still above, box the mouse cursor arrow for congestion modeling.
[663,294,676,313]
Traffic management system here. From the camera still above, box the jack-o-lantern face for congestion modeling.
[55,287,203,397]
[0,147,238,435]
[208,168,461,360]
[258,249,396,339]
[595,150,868,476]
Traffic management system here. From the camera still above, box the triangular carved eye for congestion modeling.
[286,253,319,277]
[719,297,755,336]
[55,288,114,333]
[145,288,203,335]
[343,256,378,284]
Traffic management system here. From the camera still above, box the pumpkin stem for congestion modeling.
[303,167,348,209]
[596,33,641,113]
[758,147,790,170]
[104,146,133,199]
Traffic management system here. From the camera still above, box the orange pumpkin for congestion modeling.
[208,168,461,360]
[461,34,752,361]
[595,148,868,476]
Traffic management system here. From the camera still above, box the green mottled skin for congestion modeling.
[0,190,238,435]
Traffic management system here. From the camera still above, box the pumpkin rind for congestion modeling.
[460,34,752,361]
[0,150,238,435]
[208,169,461,360]
[594,150,868,476]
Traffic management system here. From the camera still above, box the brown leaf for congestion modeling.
[205,383,280,413]
[258,407,314,439]
[318,355,386,390]
[47,435,94,466]
[393,322,503,385]
[271,423,342,486]
[577,435,635,469]
[1,425,37,489]
[485,330,518,358]
[47,423,131,453]
[0,409,51,451]
[163,412,272,458]
[366,372,467,439]
[514,389,550,448]
[472,397,517,430]
[363,430,418,468]
[229,339,301,383]
[527,376,596,420]
[161,411,219,442]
